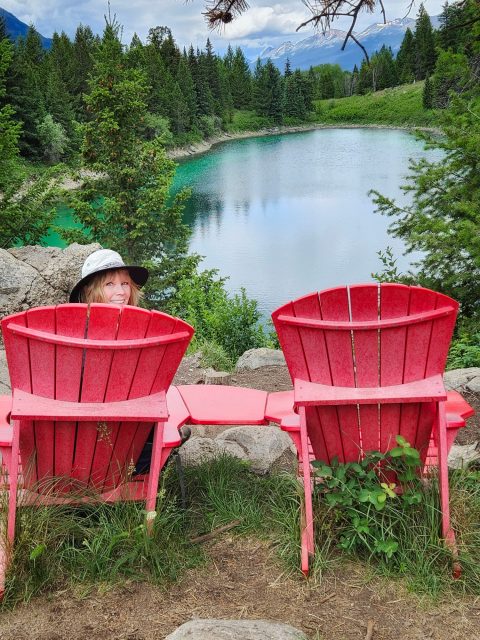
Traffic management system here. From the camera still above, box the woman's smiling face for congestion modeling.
[102,269,132,305]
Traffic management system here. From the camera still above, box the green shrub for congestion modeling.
[448,331,480,369]
[166,268,269,362]
[198,339,234,371]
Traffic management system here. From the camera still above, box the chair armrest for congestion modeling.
[11,389,168,422]
[294,374,447,406]
[0,395,12,446]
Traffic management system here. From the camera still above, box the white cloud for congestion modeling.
[219,5,308,39]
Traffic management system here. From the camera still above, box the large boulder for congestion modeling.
[164,619,307,640]
[1,243,100,318]
[236,348,286,371]
[215,426,296,474]
[444,367,480,392]
[179,426,296,475]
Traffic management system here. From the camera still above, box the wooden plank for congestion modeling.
[1,312,36,483]
[8,322,190,349]
[277,306,454,330]
[150,317,193,394]
[425,292,458,378]
[73,305,121,486]
[12,389,168,421]
[95,307,151,489]
[350,284,380,453]
[26,308,56,484]
[379,284,411,452]
[319,287,357,462]
[402,288,437,453]
[177,385,268,424]
[54,305,89,484]
[272,300,309,384]
[294,375,446,405]
[128,311,178,399]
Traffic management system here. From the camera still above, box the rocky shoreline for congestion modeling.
[167,122,436,160]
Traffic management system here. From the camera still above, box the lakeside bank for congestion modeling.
[167,122,440,161]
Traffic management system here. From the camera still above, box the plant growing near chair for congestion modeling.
[312,436,423,559]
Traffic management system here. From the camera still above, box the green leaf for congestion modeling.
[30,544,46,561]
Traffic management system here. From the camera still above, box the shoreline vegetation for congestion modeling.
[168,82,440,160]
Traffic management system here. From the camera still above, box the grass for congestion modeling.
[314,82,440,128]
[3,456,480,607]
[1,457,301,607]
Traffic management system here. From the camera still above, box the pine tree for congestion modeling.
[284,59,292,77]
[371,97,480,320]
[422,74,433,108]
[253,60,283,123]
[414,4,437,80]
[396,28,416,84]
[66,18,198,305]
[176,54,198,130]
[8,26,47,157]
[1,29,62,247]
[431,49,471,109]
[229,47,252,109]
[71,25,97,120]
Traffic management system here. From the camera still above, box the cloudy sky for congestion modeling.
[1,0,448,57]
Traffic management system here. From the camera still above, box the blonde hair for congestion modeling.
[79,269,142,306]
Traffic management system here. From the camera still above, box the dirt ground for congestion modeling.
[1,362,479,640]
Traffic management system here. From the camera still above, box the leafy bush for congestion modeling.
[166,268,269,362]
[448,331,480,369]
[313,436,423,560]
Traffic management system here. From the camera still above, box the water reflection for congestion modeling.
[173,129,441,317]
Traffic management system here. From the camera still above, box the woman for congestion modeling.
[70,248,190,474]
[69,248,149,305]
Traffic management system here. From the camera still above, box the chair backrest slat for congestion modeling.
[53,306,88,484]
[349,285,380,452]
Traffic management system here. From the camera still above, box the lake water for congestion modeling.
[173,128,439,317]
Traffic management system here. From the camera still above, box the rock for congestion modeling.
[1,243,100,318]
[179,426,296,475]
[215,426,296,474]
[466,376,480,394]
[0,350,10,394]
[164,619,307,640]
[444,368,480,391]
[236,348,286,371]
[448,443,480,469]
[178,436,224,466]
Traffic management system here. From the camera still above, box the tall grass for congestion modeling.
[1,457,302,607]
[3,456,480,606]
[314,82,439,128]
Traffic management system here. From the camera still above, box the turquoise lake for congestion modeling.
[173,128,439,317]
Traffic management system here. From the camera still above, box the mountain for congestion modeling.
[255,16,440,71]
[0,6,52,48]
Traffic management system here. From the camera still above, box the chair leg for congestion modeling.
[0,422,20,600]
[436,401,461,578]
[299,408,314,575]
[145,422,171,535]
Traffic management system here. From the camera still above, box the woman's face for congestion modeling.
[102,269,132,305]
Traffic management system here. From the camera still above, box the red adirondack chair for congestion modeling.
[0,303,194,597]
[272,283,471,575]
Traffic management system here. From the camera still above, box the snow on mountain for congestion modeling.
[254,16,432,71]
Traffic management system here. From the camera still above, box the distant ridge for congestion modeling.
[0,6,52,48]
[254,16,441,71]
